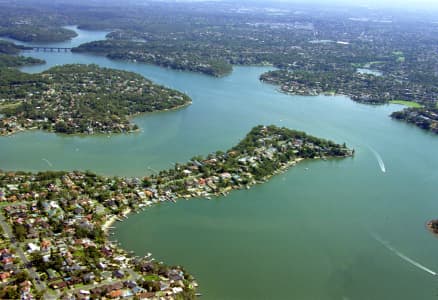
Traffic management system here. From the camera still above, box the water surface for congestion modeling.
[1,28,438,300]
[357,68,383,76]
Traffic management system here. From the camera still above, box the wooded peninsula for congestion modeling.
[0,41,44,68]
[0,64,191,136]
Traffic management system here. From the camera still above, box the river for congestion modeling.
[1,27,438,300]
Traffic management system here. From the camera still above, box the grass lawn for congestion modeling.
[144,274,161,281]
[0,102,21,110]
[389,100,423,108]
[73,249,85,258]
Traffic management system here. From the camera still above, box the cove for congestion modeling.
[1,27,438,299]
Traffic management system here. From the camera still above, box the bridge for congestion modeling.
[27,47,72,52]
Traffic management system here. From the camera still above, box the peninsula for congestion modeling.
[2,1,438,113]
[0,54,44,68]
[391,107,438,134]
[427,220,438,235]
[259,69,438,107]
[0,40,31,55]
[0,125,352,299]
[0,64,191,136]
[260,69,438,134]
[0,41,44,68]
[72,41,233,78]
[0,26,76,43]
[59,1,438,112]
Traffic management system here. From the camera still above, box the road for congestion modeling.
[0,212,45,292]
[0,208,141,296]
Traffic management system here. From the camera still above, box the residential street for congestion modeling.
[0,212,45,292]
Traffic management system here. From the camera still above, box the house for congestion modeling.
[83,272,95,283]
[73,205,85,215]
[132,286,145,294]
[49,281,68,289]
[124,280,137,289]
[20,280,32,292]
[108,282,123,290]
[122,290,133,298]
[97,262,107,269]
[108,289,122,298]
[95,204,106,215]
[160,282,170,291]
[79,290,91,295]
[168,269,184,281]
[0,272,10,282]
[220,172,231,180]
[6,184,18,191]
[1,256,13,265]
[41,240,51,251]
[137,191,147,200]
[2,262,13,271]
[47,269,59,280]
[138,292,156,299]
[90,286,105,296]
[27,243,40,252]
[113,270,125,279]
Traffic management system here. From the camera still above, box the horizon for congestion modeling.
[6,0,438,9]
[144,0,438,10]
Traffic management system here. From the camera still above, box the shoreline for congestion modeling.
[129,100,192,120]
[102,215,118,233]
[260,78,409,107]
[0,101,192,137]
[0,125,353,298]
[103,207,132,234]
[426,220,438,236]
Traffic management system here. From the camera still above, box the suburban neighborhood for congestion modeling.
[0,64,191,136]
[0,125,352,299]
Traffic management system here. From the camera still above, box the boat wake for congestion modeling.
[370,232,437,276]
[368,146,386,173]
[42,158,53,167]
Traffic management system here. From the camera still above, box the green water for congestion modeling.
[2,28,438,300]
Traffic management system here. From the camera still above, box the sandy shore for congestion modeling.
[102,215,118,233]
[102,208,132,233]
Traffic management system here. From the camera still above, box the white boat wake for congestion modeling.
[42,158,53,167]
[368,146,386,173]
[370,232,437,276]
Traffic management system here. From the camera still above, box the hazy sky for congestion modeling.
[17,0,438,11]
[269,0,438,8]
[169,0,438,10]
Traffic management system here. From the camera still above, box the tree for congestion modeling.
[14,270,30,283]
[13,223,27,241]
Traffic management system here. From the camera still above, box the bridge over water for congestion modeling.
[26,47,72,52]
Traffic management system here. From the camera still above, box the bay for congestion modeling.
[1,27,438,299]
